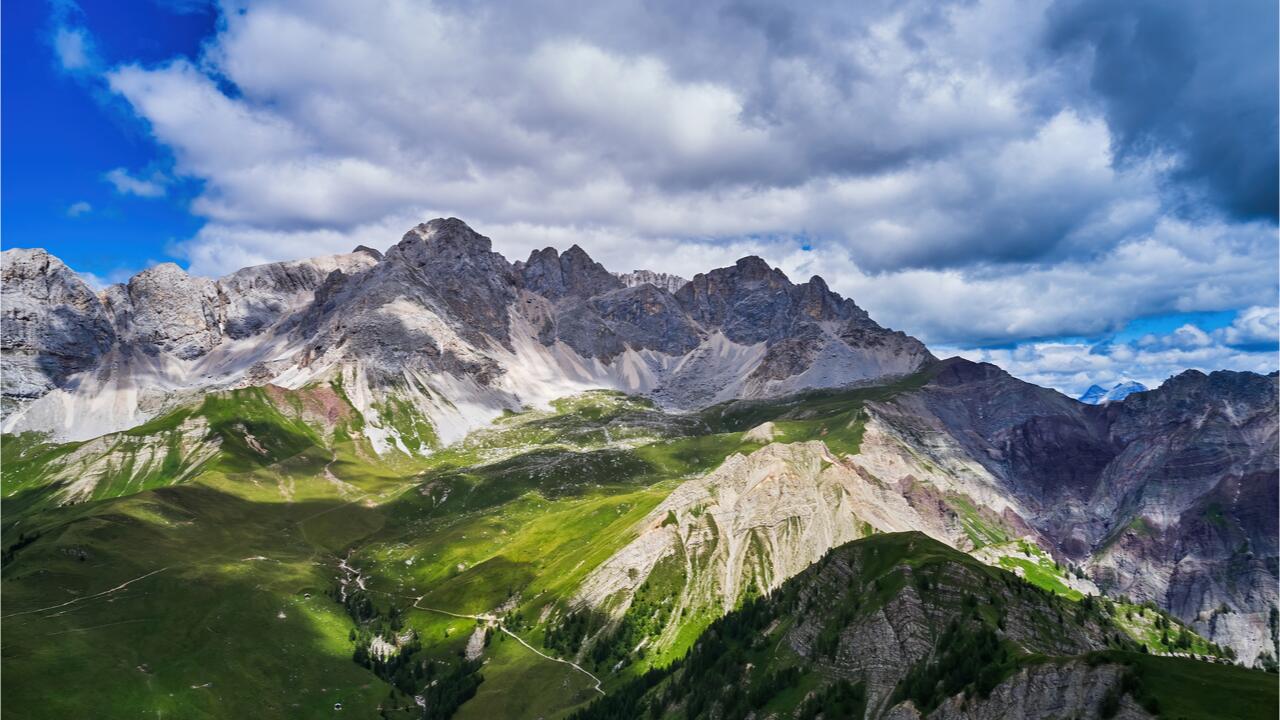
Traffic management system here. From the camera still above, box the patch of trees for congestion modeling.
[417,659,484,720]
[890,613,1018,714]
[544,609,591,658]
[587,562,685,671]
[566,665,673,720]
[330,581,483,719]
[796,679,866,720]
[1,531,40,565]
[569,593,787,720]
[1087,653,1161,717]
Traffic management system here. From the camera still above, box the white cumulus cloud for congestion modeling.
[57,0,1276,386]
[104,167,168,198]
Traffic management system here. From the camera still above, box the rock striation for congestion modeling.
[875,359,1279,662]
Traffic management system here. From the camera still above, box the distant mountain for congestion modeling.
[1078,384,1109,404]
[1079,380,1148,404]
[614,269,688,294]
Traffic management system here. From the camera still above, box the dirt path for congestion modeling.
[322,451,361,497]
[412,598,605,696]
[2,567,170,619]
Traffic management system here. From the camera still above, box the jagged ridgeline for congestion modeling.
[1,219,1276,719]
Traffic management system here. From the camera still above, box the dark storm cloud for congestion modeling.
[1046,0,1279,222]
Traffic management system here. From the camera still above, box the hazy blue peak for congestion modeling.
[1078,380,1148,404]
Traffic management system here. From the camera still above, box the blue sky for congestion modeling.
[3,0,1277,396]
[2,0,210,279]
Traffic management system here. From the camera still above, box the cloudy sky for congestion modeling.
[5,0,1277,395]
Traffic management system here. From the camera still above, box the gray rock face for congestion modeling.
[537,283,705,360]
[385,218,518,349]
[616,269,688,294]
[590,284,703,354]
[517,245,623,301]
[777,534,1113,715]
[1094,370,1279,663]
[889,358,1279,660]
[289,220,515,386]
[217,252,377,339]
[0,248,116,402]
[100,252,380,360]
[675,256,796,343]
[886,662,1152,720]
[675,259,934,381]
[104,263,223,359]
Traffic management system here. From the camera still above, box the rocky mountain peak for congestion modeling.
[3,220,933,442]
[675,256,793,343]
[103,262,222,360]
[1078,380,1148,405]
[517,243,622,300]
[676,255,883,346]
[1,247,116,402]
[616,269,688,294]
[366,218,517,351]
[928,357,1011,387]
[734,255,787,281]
[390,217,504,270]
[1113,368,1277,422]
[1078,384,1108,404]
[351,244,383,261]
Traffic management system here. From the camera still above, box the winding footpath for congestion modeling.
[2,567,170,619]
[412,598,605,696]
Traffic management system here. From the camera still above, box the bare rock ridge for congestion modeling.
[0,218,933,443]
[0,248,116,407]
[887,358,1279,662]
[571,356,1276,664]
[616,269,687,294]
[516,244,624,300]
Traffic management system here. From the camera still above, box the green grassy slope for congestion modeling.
[3,374,1271,720]
[568,533,1277,720]
[0,388,766,719]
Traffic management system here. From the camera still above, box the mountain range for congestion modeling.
[2,218,1276,719]
[1078,382,1149,405]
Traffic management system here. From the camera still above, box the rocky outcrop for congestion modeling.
[384,218,519,349]
[103,263,224,359]
[0,248,116,406]
[877,359,1279,661]
[572,439,999,649]
[217,251,377,339]
[884,662,1151,720]
[518,245,623,300]
[536,283,705,361]
[783,537,1113,714]
[616,269,688,294]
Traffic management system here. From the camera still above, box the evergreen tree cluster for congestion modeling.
[795,679,866,720]
[1,531,40,565]
[890,613,1017,714]
[329,581,483,719]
